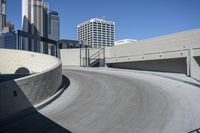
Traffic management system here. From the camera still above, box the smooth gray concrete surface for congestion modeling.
[2,67,200,133]
[35,67,200,133]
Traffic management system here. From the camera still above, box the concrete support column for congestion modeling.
[186,49,192,77]
[191,56,200,81]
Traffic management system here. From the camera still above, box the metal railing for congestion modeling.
[89,48,105,67]
[18,30,59,58]
[80,48,105,67]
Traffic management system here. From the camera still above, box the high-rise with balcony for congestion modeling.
[22,0,49,53]
[77,18,115,48]
[0,0,6,32]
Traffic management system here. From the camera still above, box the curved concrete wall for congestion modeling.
[0,49,60,74]
[0,49,62,121]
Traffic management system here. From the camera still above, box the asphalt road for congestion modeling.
[38,68,200,133]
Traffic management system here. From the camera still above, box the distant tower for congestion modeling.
[77,18,115,48]
[0,0,6,32]
[48,10,60,41]
[48,10,60,56]
[22,0,49,53]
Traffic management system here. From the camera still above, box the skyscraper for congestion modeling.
[48,10,60,41]
[22,0,49,53]
[0,0,6,32]
[48,10,60,56]
[77,18,115,48]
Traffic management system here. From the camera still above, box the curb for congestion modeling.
[34,75,68,110]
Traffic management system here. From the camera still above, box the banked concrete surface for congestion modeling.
[2,67,200,133]
[40,67,200,133]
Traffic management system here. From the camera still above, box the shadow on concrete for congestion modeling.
[108,58,187,74]
[0,67,31,83]
[15,67,30,75]
[194,57,200,66]
[0,110,72,133]
[58,75,71,92]
[0,74,28,83]
[0,78,72,133]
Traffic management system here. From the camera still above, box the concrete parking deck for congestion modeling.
[1,67,200,133]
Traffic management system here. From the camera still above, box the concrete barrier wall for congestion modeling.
[107,28,200,61]
[106,29,200,81]
[0,49,62,121]
[60,48,103,66]
[0,49,59,74]
[60,49,80,66]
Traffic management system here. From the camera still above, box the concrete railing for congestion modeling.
[0,49,62,121]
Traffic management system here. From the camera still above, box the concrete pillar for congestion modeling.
[191,56,200,81]
[186,49,192,77]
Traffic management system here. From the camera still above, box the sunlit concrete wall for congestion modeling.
[60,48,104,66]
[60,49,80,66]
[0,49,62,121]
[106,28,200,81]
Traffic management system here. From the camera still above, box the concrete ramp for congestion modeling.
[38,68,200,133]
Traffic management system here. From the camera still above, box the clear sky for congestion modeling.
[6,0,200,40]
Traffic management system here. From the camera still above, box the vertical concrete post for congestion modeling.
[80,47,82,67]
[186,49,192,77]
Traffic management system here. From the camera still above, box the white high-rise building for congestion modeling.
[77,18,115,48]
[22,0,49,53]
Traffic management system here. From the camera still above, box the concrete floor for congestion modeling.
[1,68,200,133]
[40,68,200,133]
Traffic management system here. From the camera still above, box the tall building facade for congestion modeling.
[0,23,16,49]
[0,0,16,49]
[77,18,115,48]
[48,10,60,41]
[22,0,49,53]
[47,10,60,56]
[0,0,6,32]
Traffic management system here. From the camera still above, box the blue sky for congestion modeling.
[7,0,200,40]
